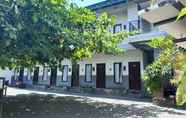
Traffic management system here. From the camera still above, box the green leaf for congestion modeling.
[176,68,186,106]
[50,0,63,5]
[0,0,129,68]
[177,7,186,21]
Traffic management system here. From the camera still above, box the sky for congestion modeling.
[72,0,105,7]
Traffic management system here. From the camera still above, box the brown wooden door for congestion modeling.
[71,64,80,87]
[19,68,24,82]
[129,62,141,90]
[96,64,106,88]
[33,67,39,85]
[50,67,57,86]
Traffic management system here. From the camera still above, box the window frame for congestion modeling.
[42,66,49,81]
[0,77,5,89]
[85,64,92,83]
[123,24,127,31]
[61,65,69,82]
[27,69,31,81]
[114,62,122,84]
[113,24,122,33]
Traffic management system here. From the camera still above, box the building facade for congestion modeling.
[0,0,169,92]
[74,0,167,91]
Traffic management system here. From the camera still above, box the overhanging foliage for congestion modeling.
[0,0,129,68]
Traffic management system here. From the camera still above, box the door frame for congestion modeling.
[113,62,122,84]
[19,67,24,82]
[96,63,106,88]
[128,62,141,90]
[33,67,39,85]
[71,64,80,87]
[85,64,92,83]
[50,66,57,86]
[62,65,69,82]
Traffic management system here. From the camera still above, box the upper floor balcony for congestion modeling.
[138,0,186,40]
[138,0,180,24]
[138,0,179,11]
[129,20,141,32]
[112,19,141,33]
[119,30,169,51]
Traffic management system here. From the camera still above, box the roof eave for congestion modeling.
[86,0,127,11]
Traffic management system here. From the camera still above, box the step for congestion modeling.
[67,87,81,93]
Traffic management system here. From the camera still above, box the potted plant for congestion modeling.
[143,61,172,104]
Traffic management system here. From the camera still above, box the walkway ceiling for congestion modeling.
[138,0,186,48]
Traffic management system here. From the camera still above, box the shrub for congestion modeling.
[143,61,172,95]
[176,64,186,106]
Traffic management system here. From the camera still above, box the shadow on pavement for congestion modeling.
[0,94,186,118]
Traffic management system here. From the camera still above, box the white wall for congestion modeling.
[127,2,138,21]
[0,68,14,83]
[35,59,72,79]
[78,49,144,76]
[96,3,128,32]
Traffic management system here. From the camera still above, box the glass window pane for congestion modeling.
[114,63,122,83]
[115,64,119,83]
[62,66,68,81]
[27,69,31,80]
[85,64,92,82]
[114,24,122,33]
[0,79,3,89]
[43,67,48,81]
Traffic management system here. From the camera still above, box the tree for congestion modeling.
[177,7,186,20]
[143,36,186,106]
[176,64,186,106]
[148,0,186,106]
[0,0,129,69]
[143,36,174,99]
[175,5,186,106]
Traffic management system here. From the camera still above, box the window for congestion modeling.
[0,78,4,89]
[129,20,140,32]
[123,24,127,30]
[85,64,92,82]
[42,67,49,80]
[27,69,31,80]
[33,67,39,84]
[19,68,24,82]
[113,24,122,33]
[114,63,122,84]
[62,65,68,82]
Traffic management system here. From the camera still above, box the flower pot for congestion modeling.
[153,90,164,99]
[152,89,165,105]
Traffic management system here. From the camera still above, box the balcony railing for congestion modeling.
[156,0,177,6]
[112,20,142,33]
[129,20,140,32]
[138,0,177,11]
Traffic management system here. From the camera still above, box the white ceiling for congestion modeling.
[159,18,186,39]
[119,39,136,50]
[139,4,179,23]
[180,0,186,6]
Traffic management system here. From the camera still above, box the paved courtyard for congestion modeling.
[1,87,186,118]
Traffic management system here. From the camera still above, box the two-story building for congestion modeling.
[75,0,168,91]
[2,0,169,93]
